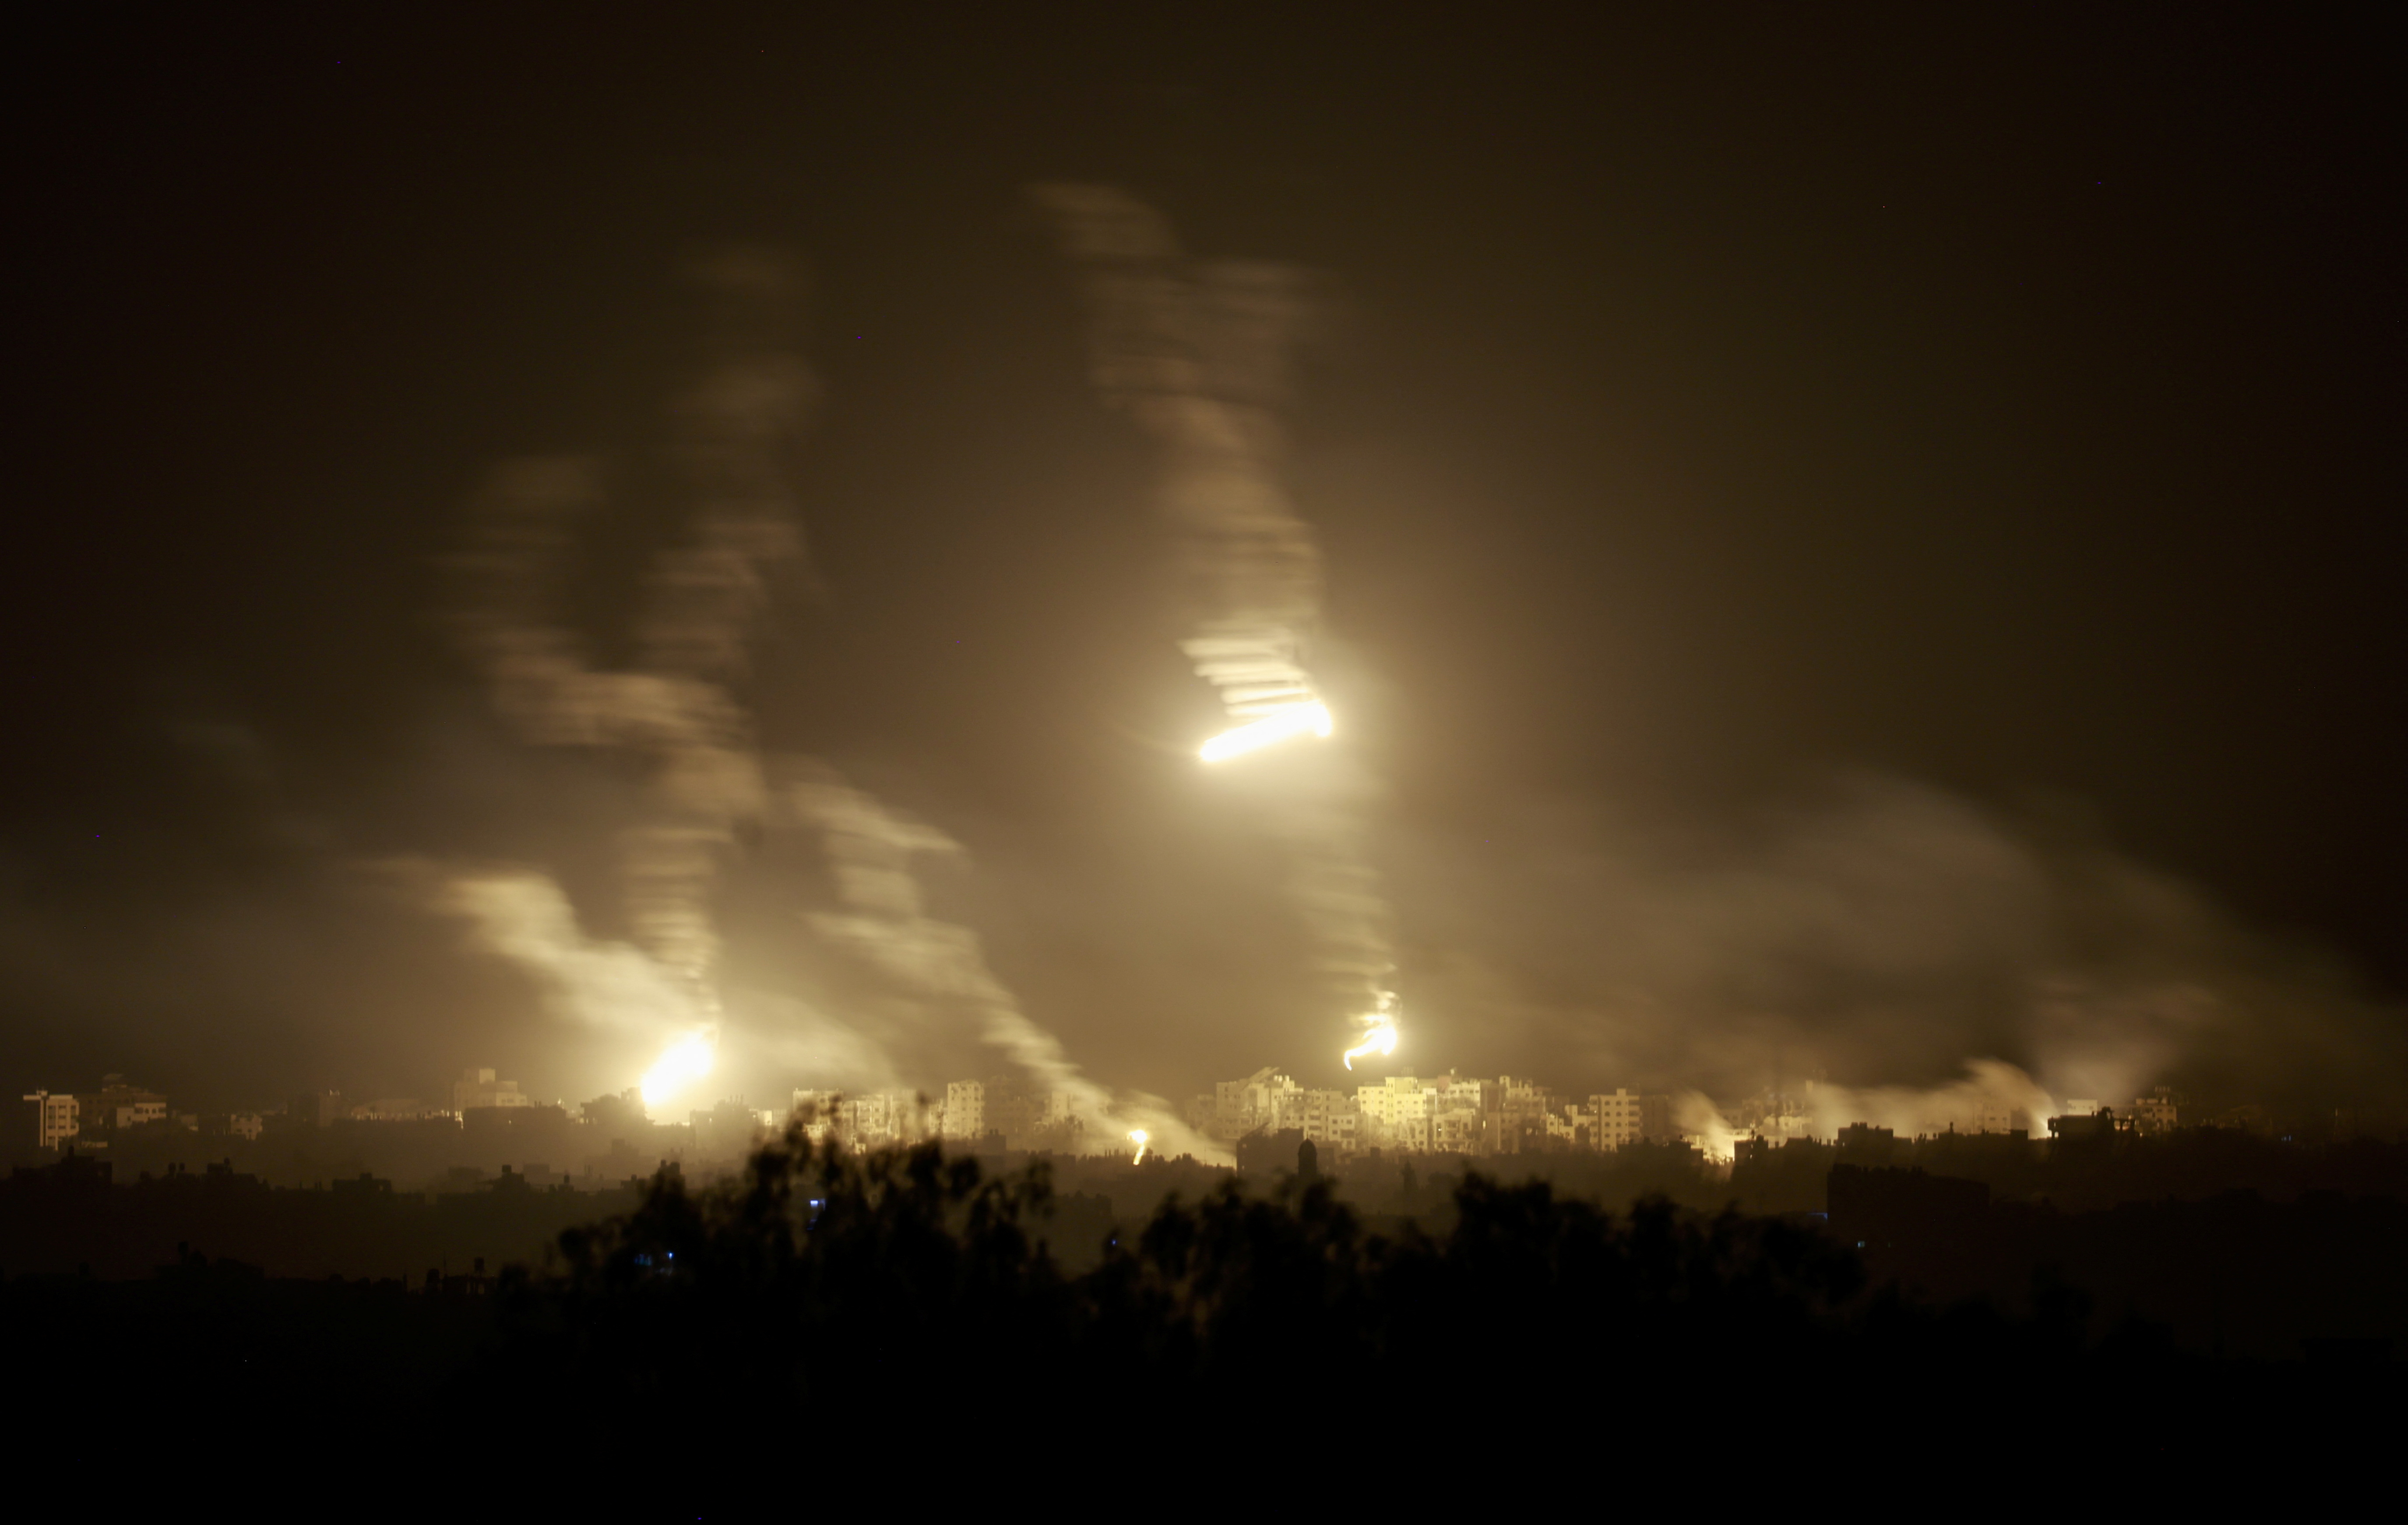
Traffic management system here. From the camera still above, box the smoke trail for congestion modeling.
[440,250,825,1108]
[438,868,715,1041]
[1681,1060,2063,1159]
[1381,773,2408,1128]
[441,247,1210,1144]
[1034,184,1401,1064]
[447,250,806,1034]
[788,763,1215,1158]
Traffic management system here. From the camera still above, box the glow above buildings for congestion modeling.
[640,1030,715,1109]
[1342,1018,1398,1072]
[1199,702,1332,762]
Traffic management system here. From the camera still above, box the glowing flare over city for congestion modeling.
[1199,702,1333,763]
[1129,1128,1148,1165]
[1343,1016,1399,1072]
[641,1029,717,1109]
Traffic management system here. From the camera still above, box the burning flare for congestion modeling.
[640,1029,717,1109]
[1129,1128,1149,1165]
[1200,702,1332,763]
[1342,1016,1398,1072]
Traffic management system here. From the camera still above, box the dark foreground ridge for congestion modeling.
[10,1128,2396,1494]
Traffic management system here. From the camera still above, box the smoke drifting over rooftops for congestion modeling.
[1384,776,2405,1121]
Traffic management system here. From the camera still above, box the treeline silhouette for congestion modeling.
[1830,1163,2408,1360]
[0,1153,640,1280]
[470,1131,2375,1482]
[10,1130,2395,1489]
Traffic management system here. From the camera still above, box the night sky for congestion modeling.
[7,7,2399,1117]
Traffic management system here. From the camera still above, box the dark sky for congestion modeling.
[7,5,2401,1116]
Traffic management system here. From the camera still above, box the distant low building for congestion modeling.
[23,1091,79,1149]
[1970,1100,2036,1135]
[1433,1112,1482,1154]
[937,1075,1091,1151]
[452,1068,529,1113]
[840,1092,897,1146]
[75,1076,170,1133]
[579,1090,647,1140]
[463,1103,570,1158]
[1589,1089,1672,1150]
[1835,1122,1902,1166]
[2049,1109,2118,1141]
[290,1090,345,1127]
[792,1089,845,1145]
[350,1098,436,1121]
[2205,1103,2274,1135]
[1357,1076,1430,1146]
[691,1098,767,1158]
[1210,1068,1295,1142]
[977,1076,1047,1146]
[114,1099,168,1129]
[943,1080,986,1141]
[2129,1087,2180,1135]
[18,1082,178,1152]
[786,1089,937,1150]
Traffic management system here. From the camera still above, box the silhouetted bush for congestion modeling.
[468,1128,2341,1490]
[12,1131,2392,1492]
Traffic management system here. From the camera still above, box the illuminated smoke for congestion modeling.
[1035,183,1401,1068]
[1377,775,2408,1119]
[442,249,1200,1145]
[437,868,714,1040]
[1690,1062,2066,1157]
[1674,1092,1742,1163]
[447,251,810,1085]
[1668,1062,2061,1160]
[789,765,1216,1160]
[1796,1060,2062,1142]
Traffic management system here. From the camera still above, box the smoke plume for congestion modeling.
[436,247,1209,1148]
[1035,183,1401,1054]
[1392,776,2407,1125]
[790,764,1211,1157]
[447,250,808,1018]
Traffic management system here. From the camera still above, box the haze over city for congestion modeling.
[4,5,2401,1492]
[10,12,2399,1138]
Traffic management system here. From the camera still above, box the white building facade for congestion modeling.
[24,1091,78,1149]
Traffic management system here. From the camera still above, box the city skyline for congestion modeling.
[16,1051,2222,1170]
[6,7,2399,1488]
[5,13,2401,1135]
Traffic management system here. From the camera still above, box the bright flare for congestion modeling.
[640,1030,716,1109]
[1129,1128,1149,1165]
[1342,1019,1398,1072]
[1200,702,1332,763]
